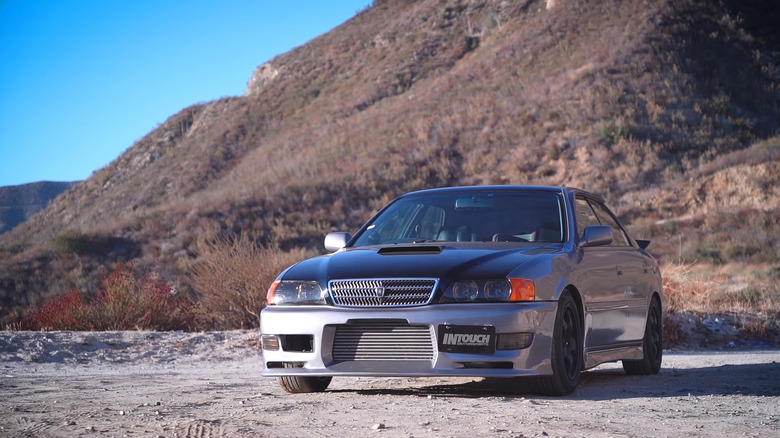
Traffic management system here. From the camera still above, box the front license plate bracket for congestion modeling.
[438,324,496,354]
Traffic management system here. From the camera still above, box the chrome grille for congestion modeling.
[329,278,437,307]
[332,321,434,361]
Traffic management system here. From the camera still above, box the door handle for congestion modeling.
[616,266,624,276]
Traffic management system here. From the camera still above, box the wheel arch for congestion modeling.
[561,284,585,333]
[649,290,664,337]
[651,290,664,312]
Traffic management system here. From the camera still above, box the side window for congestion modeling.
[575,197,599,238]
[590,201,630,247]
[417,206,445,240]
[361,202,421,244]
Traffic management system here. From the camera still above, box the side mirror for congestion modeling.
[579,225,613,247]
[324,232,351,252]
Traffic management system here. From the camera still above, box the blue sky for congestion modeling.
[0,0,371,187]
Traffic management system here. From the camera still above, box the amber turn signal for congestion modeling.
[508,278,535,301]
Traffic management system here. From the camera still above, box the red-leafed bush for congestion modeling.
[25,289,89,331]
[18,263,192,331]
[92,263,193,331]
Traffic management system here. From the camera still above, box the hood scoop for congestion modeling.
[378,245,442,255]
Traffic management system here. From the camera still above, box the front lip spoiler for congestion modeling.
[261,367,544,378]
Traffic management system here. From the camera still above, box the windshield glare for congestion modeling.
[352,191,566,246]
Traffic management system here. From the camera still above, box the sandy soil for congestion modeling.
[1,330,778,438]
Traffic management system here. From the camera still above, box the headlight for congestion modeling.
[451,280,478,301]
[267,281,326,305]
[484,279,512,300]
[441,278,535,303]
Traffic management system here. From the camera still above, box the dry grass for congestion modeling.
[8,239,309,331]
[662,262,780,313]
[188,234,309,329]
[662,263,726,313]
[661,262,780,348]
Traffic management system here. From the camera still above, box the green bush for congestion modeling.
[598,120,630,144]
[52,230,93,254]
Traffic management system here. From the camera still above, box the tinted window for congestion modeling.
[417,206,445,241]
[575,197,600,238]
[357,201,423,245]
[352,191,565,246]
[590,201,630,247]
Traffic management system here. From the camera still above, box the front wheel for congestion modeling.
[532,291,583,396]
[623,296,663,375]
[277,375,332,393]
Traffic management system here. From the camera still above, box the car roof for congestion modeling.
[400,185,605,203]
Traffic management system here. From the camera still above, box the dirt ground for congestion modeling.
[1,330,778,437]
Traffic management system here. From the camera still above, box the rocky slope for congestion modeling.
[1,0,778,318]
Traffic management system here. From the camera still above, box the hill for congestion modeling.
[0,181,77,235]
[1,0,779,321]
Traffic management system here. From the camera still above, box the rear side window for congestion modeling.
[574,197,600,238]
[589,201,630,247]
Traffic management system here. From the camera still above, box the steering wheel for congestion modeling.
[491,233,528,242]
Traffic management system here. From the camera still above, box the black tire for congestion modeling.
[277,375,332,393]
[623,296,663,375]
[532,291,583,396]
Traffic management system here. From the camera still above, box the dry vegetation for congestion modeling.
[8,263,192,331]
[661,262,780,347]
[663,263,779,314]
[0,0,779,334]
[8,240,308,332]
[188,235,310,329]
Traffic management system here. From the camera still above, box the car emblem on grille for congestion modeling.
[328,278,437,307]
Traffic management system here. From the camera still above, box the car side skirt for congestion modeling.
[584,342,643,369]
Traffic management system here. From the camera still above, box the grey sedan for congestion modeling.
[260,186,663,395]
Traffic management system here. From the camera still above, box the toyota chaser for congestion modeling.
[260,185,664,395]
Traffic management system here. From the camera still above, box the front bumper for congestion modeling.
[260,302,558,378]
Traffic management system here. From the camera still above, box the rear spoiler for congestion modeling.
[636,240,651,250]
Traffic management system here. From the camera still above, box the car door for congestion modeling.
[573,196,626,349]
[589,201,650,342]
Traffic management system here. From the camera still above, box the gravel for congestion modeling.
[0,330,778,437]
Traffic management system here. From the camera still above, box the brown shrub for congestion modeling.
[91,263,193,331]
[14,263,192,331]
[662,263,780,313]
[662,263,720,312]
[188,234,307,329]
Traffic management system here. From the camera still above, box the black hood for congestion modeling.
[280,244,561,285]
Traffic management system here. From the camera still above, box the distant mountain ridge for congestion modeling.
[0,181,77,235]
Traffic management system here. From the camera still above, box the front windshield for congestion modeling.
[352,191,566,246]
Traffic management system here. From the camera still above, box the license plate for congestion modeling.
[438,324,496,354]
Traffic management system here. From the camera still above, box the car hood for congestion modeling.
[280,244,563,284]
